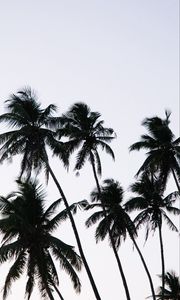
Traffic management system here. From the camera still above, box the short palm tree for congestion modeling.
[125,173,180,300]
[129,111,180,193]
[0,179,82,300]
[86,178,156,300]
[155,271,180,299]
[0,88,101,300]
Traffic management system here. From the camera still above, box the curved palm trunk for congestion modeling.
[158,224,165,300]
[171,168,180,194]
[47,163,101,300]
[130,236,156,300]
[90,153,131,300]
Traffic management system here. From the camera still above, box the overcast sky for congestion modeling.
[0,1,179,299]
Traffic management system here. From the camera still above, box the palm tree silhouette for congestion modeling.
[129,111,180,193]
[57,102,115,178]
[125,173,180,300]
[154,271,180,299]
[0,179,82,300]
[85,178,156,300]
[57,103,132,299]
[0,88,101,300]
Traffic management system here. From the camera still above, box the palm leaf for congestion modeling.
[0,240,23,264]
[85,211,104,228]
[3,250,26,299]
[161,212,178,232]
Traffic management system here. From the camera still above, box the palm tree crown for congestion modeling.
[0,181,81,299]
[86,178,136,248]
[57,102,115,175]
[0,179,82,299]
[155,271,180,300]
[129,111,180,192]
[0,87,65,179]
[125,174,180,238]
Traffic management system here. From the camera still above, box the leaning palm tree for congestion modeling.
[0,88,101,300]
[57,103,131,299]
[129,111,180,193]
[85,178,156,300]
[154,271,180,299]
[0,179,82,300]
[125,173,180,300]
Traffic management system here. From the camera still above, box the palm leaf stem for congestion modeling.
[90,152,131,300]
[46,163,101,300]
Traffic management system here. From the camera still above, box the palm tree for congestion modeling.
[0,179,82,300]
[57,102,115,180]
[125,173,180,300]
[85,178,156,300]
[154,271,180,299]
[57,103,131,299]
[129,111,180,193]
[0,88,101,300]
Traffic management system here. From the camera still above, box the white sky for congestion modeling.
[0,1,179,299]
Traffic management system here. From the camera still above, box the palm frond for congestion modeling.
[3,250,26,299]
[42,198,62,221]
[85,211,104,228]
[96,140,115,160]
[129,140,152,152]
[49,237,82,293]
[25,251,36,300]
[125,197,148,212]
[0,240,23,264]
[93,150,102,176]
[49,236,82,270]
[75,143,89,170]
[161,212,178,232]
[95,216,113,243]
[133,211,150,232]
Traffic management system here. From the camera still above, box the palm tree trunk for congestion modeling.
[171,168,180,194]
[158,224,165,300]
[90,153,131,300]
[130,236,156,300]
[47,163,101,300]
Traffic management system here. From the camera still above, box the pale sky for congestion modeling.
[0,1,179,299]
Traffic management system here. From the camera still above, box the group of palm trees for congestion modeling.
[0,87,179,299]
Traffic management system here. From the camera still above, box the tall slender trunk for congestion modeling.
[171,168,180,194]
[47,163,101,300]
[90,153,131,300]
[158,224,165,300]
[130,236,156,300]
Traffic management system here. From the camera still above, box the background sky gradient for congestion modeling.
[0,1,179,299]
